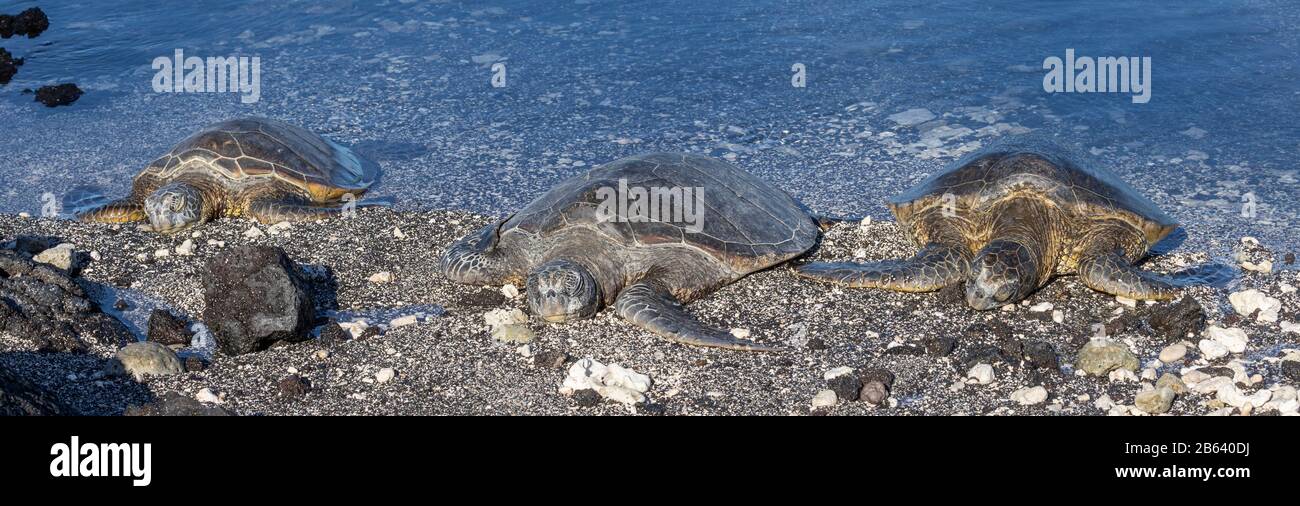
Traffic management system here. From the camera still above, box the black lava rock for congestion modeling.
[0,248,132,352]
[317,321,350,343]
[1146,297,1206,342]
[924,336,957,357]
[0,8,49,39]
[1282,361,1300,383]
[533,350,569,369]
[183,356,206,372]
[124,392,233,416]
[1286,253,1295,265]
[1,364,68,415]
[278,375,311,398]
[805,337,827,350]
[0,47,21,85]
[827,374,862,402]
[572,389,602,407]
[1198,367,1235,379]
[147,309,192,346]
[34,83,83,107]
[1022,341,1059,371]
[883,344,925,356]
[202,246,316,356]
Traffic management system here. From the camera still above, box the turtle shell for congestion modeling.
[139,117,378,202]
[501,152,819,273]
[888,139,1178,245]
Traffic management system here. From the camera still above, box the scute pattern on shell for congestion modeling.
[139,117,378,201]
[501,152,820,272]
[888,138,1177,245]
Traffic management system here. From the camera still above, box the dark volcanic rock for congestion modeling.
[0,248,132,352]
[34,83,83,107]
[0,47,21,84]
[0,8,49,38]
[1145,297,1206,342]
[924,336,957,357]
[183,356,206,372]
[317,320,350,343]
[0,364,68,415]
[124,392,233,416]
[1279,361,1300,383]
[533,350,569,369]
[202,246,316,356]
[278,374,311,398]
[572,388,601,407]
[1022,341,1059,371]
[827,373,862,402]
[147,309,192,346]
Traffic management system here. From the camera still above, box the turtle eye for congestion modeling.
[169,195,184,212]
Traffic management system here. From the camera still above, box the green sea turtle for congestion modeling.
[76,117,380,233]
[441,152,821,351]
[796,140,1204,309]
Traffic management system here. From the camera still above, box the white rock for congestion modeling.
[154,248,170,258]
[1205,326,1248,354]
[1158,344,1187,364]
[811,389,838,408]
[1029,302,1053,312]
[1282,322,1300,335]
[1010,386,1048,405]
[1228,289,1281,323]
[1094,394,1116,411]
[367,271,393,284]
[337,320,369,339]
[175,239,196,256]
[823,366,855,380]
[1115,296,1137,308]
[1141,368,1158,381]
[1280,283,1297,294]
[730,328,751,339]
[1198,339,1229,360]
[196,388,222,404]
[1109,369,1139,383]
[267,221,292,235]
[1052,310,1064,324]
[1241,260,1273,274]
[500,283,520,299]
[604,363,652,393]
[389,315,419,328]
[375,368,396,383]
[207,239,227,247]
[243,226,265,239]
[393,227,407,239]
[516,344,533,357]
[89,251,101,262]
[560,358,652,405]
[33,243,76,270]
[1216,383,1271,410]
[491,324,534,344]
[967,363,995,385]
[483,308,528,328]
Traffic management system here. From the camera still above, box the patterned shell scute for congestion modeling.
[503,152,819,268]
[888,139,1177,240]
[140,117,379,200]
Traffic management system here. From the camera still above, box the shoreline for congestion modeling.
[1,209,1297,415]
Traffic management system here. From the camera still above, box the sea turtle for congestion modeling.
[796,139,1204,309]
[441,152,821,351]
[76,117,380,233]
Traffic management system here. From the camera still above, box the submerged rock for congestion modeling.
[0,8,49,39]
[202,246,316,355]
[34,83,83,107]
[0,48,21,85]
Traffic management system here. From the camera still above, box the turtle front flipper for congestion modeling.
[76,199,146,224]
[440,219,520,286]
[794,242,971,292]
[1077,249,1180,300]
[614,280,777,352]
[246,198,346,223]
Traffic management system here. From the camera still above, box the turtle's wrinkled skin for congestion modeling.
[797,139,1203,309]
[77,117,380,233]
[442,152,821,351]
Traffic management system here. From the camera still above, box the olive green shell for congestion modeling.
[138,117,378,201]
[888,139,1177,246]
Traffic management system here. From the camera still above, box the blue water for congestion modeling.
[1,0,1297,256]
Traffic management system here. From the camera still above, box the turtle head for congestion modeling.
[144,182,206,234]
[527,259,600,323]
[965,240,1039,310]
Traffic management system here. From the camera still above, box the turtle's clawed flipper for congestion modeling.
[247,199,346,224]
[1077,249,1180,300]
[75,199,146,224]
[614,281,777,352]
[440,219,519,285]
[795,242,971,292]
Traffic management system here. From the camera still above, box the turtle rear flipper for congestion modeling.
[1077,249,1180,300]
[76,198,146,224]
[614,281,777,352]
[794,242,970,292]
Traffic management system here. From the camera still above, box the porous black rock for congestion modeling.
[1022,340,1059,371]
[316,320,350,343]
[1145,297,1206,342]
[34,83,83,107]
[278,374,311,398]
[1282,361,1300,383]
[0,364,68,415]
[0,248,132,351]
[572,388,601,407]
[827,373,862,402]
[924,336,957,357]
[147,309,192,346]
[0,47,21,84]
[533,350,569,369]
[202,246,316,356]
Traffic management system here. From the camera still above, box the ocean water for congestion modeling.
[1,0,1296,259]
